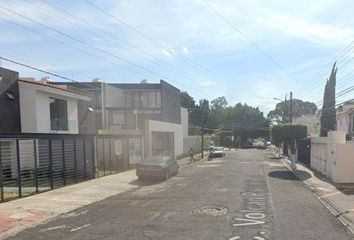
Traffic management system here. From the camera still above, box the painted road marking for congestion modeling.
[230,178,271,239]
[140,200,154,208]
[163,211,176,219]
[149,212,161,220]
[40,225,66,233]
[128,200,141,206]
[228,233,266,240]
[70,224,90,232]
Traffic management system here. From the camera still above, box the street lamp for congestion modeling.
[273,97,282,102]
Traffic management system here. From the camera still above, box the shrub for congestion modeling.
[271,124,307,147]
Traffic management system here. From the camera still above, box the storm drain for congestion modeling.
[193,206,227,216]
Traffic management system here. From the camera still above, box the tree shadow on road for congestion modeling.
[268,170,311,181]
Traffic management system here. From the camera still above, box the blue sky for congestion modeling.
[1,0,354,114]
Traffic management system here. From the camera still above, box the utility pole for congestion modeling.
[289,91,293,124]
[201,126,204,158]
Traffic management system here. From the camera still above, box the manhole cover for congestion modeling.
[194,206,227,216]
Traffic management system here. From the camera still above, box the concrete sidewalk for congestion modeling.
[0,170,138,240]
[0,154,200,239]
[278,155,354,234]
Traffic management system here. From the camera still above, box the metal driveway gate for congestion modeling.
[297,138,311,167]
[0,134,95,202]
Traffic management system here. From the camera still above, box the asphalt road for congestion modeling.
[7,149,353,240]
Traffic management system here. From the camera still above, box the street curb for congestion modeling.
[271,152,354,235]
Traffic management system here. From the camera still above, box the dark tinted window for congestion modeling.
[50,97,68,131]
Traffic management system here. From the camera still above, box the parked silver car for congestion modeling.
[136,156,179,180]
[211,146,225,158]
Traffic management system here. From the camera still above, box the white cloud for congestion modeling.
[2,0,354,106]
[181,46,189,55]
[257,8,354,47]
[161,49,174,58]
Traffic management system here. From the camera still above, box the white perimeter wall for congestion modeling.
[145,120,183,159]
[336,114,350,134]
[333,142,354,183]
[310,131,354,183]
[19,82,79,134]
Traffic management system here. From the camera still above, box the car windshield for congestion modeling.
[142,156,166,164]
[213,147,223,151]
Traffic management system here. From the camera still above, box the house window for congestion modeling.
[49,98,68,131]
[110,112,125,129]
[149,92,156,108]
[132,91,140,108]
[156,91,161,107]
[141,92,149,108]
[125,91,132,108]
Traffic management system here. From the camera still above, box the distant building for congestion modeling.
[292,112,321,137]
[53,80,184,163]
[336,100,354,135]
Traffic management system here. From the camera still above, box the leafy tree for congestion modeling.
[180,91,195,110]
[208,96,228,129]
[271,124,308,146]
[224,103,270,147]
[320,63,337,137]
[271,124,307,155]
[268,99,317,124]
[186,95,270,148]
[211,96,227,110]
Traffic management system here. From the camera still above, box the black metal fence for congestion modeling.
[0,134,95,202]
[297,138,311,167]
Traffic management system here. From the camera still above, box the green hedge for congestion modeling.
[271,124,307,146]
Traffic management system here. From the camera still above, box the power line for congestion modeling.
[312,62,354,105]
[299,42,354,99]
[200,0,318,102]
[0,5,168,78]
[33,0,206,83]
[0,47,97,83]
[81,0,229,87]
[0,5,201,94]
[0,16,148,81]
[201,0,283,69]
[0,56,89,84]
[306,42,354,88]
[0,55,170,104]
